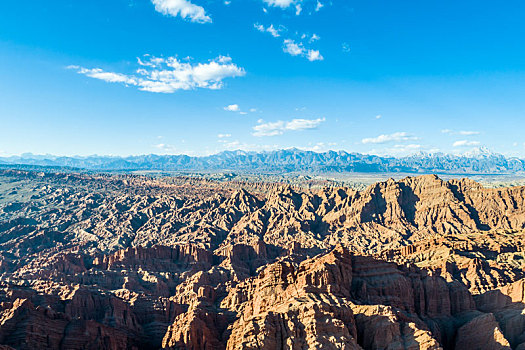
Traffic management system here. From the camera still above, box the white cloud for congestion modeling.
[67,66,138,85]
[361,132,418,144]
[253,117,325,137]
[151,0,211,23]
[286,118,325,130]
[263,0,295,8]
[253,121,285,136]
[306,49,323,61]
[342,42,351,53]
[375,115,382,119]
[458,130,480,135]
[283,39,304,56]
[224,104,250,114]
[261,0,325,14]
[256,24,321,62]
[224,104,240,112]
[267,25,280,37]
[442,129,480,136]
[69,55,245,93]
[254,23,283,37]
[309,33,320,43]
[249,108,258,113]
[283,39,323,61]
[453,140,481,147]
[217,133,231,138]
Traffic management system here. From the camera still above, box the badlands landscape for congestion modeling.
[0,169,524,349]
[3,0,524,349]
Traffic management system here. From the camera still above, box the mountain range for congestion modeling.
[1,147,524,174]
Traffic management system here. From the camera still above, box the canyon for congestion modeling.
[0,169,524,349]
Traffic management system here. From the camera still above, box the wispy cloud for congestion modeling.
[68,68,138,85]
[458,130,480,135]
[253,117,325,136]
[263,0,296,8]
[361,132,418,144]
[453,140,481,147]
[286,118,325,130]
[217,133,231,138]
[254,21,322,62]
[306,50,323,61]
[223,104,255,114]
[283,39,323,61]
[309,33,320,43]
[300,33,320,43]
[283,39,304,56]
[441,129,480,136]
[224,104,240,112]
[68,55,245,93]
[254,23,284,37]
[151,0,211,23]
[262,0,323,14]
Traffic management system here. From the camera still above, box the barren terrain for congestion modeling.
[0,169,524,349]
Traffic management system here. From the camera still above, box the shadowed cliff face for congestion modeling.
[0,170,524,349]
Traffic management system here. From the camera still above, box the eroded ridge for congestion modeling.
[0,170,524,349]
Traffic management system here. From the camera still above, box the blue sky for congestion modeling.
[0,0,524,157]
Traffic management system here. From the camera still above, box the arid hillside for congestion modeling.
[0,169,524,349]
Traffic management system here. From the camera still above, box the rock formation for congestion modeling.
[0,169,524,349]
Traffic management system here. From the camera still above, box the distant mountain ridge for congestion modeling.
[1,147,524,174]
